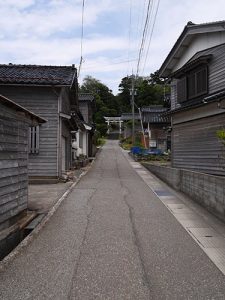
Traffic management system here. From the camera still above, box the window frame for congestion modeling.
[177,65,208,103]
[187,65,208,100]
[28,125,40,154]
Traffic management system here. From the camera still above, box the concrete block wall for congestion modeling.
[142,163,225,222]
[142,164,181,190]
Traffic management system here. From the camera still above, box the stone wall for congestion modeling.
[142,163,225,221]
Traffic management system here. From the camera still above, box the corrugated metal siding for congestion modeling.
[172,112,225,175]
[0,86,59,177]
[0,103,28,230]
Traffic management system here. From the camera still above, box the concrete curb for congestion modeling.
[0,159,96,271]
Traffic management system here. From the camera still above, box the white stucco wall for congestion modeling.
[72,130,88,157]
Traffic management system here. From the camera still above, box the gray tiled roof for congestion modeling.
[141,106,170,123]
[121,113,140,121]
[141,106,168,113]
[78,93,95,101]
[0,64,77,86]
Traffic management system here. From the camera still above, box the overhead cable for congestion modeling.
[142,0,160,75]
[127,0,133,75]
[136,0,153,77]
[78,0,85,77]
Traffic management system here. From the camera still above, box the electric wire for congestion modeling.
[82,58,138,71]
[132,0,146,73]
[136,0,153,77]
[142,0,160,75]
[127,0,133,75]
[78,0,85,77]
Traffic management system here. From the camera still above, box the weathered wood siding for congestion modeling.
[0,103,28,230]
[60,87,71,115]
[60,87,73,171]
[170,79,180,111]
[0,86,59,177]
[208,44,225,94]
[172,110,225,175]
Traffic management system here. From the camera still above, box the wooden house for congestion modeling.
[73,93,95,158]
[141,106,170,151]
[159,21,225,175]
[0,64,81,182]
[0,94,45,258]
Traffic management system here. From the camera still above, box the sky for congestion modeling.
[1,0,225,94]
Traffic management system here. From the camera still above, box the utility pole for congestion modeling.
[130,74,135,145]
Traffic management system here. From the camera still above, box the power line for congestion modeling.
[78,0,85,77]
[136,0,153,76]
[142,0,160,75]
[127,0,133,75]
[82,58,138,71]
[133,0,146,73]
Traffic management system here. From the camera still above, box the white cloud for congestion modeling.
[0,36,128,65]
[0,0,116,38]
[0,0,35,9]
[1,0,225,94]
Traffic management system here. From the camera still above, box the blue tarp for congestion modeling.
[130,147,163,156]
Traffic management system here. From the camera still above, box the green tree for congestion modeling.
[117,72,170,112]
[79,76,120,136]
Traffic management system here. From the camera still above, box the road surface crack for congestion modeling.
[67,174,103,299]
[115,150,152,294]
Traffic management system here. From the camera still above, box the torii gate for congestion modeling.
[104,116,123,134]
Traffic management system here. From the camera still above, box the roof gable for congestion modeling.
[159,21,225,77]
[0,94,46,124]
[0,64,77,86]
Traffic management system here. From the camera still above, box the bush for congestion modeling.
[217,128,225,145]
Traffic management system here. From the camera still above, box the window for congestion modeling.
[177,66,208,103]
[29,126,40,154]
[187,66,207,99]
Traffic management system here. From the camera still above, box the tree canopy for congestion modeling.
[116,71,170,113]
[79,72,170,136]
[79,76,120,135]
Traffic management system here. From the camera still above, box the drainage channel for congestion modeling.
[0,213,45,261]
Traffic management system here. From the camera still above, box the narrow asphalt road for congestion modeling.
[0,140,225,299]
